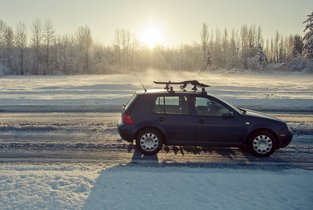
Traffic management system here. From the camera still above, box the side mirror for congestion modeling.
[222,112,234,119]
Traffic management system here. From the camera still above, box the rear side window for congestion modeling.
[153,96,189,115]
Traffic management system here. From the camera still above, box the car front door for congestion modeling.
[192,96,245,145]
[151,95,195,145]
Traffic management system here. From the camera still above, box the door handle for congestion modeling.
[198,119,204,124]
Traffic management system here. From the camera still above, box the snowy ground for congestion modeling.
[0,71,313,209]
[1,163,312,210]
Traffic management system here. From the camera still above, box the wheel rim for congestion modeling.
[140,133,159,152]
[252,135,273,154]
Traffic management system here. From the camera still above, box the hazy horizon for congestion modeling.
[1,0,312,47]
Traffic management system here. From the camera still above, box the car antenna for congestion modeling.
[134,74,147,92]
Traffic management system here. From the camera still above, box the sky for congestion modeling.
[0,0,312,47]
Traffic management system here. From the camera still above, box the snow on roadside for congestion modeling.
[0,163,109,210]
[1,163,312,210]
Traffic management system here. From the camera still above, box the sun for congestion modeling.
[140,25,165,48]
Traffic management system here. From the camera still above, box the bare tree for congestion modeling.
[256,26,263,47]
[0,20,7,64]
[3,26,14,68]
[31,19,43,74]
[114,29,133,71]
[248,25,256,48]
[114,29,122,69]
[200,23,209,69]
[240,25,249,67]
[274,31,280,62]
[77,26,93,72]
[15,22,27,75]
[43,19,55,74]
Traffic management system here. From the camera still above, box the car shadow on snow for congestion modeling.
[82,148,159,210]
[82,145,309,210]
[129,148,159,164]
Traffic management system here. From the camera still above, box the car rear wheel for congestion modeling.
[136,128,163,155]
[248,131,276,157]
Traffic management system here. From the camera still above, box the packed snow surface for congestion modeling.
[0,163,312,210]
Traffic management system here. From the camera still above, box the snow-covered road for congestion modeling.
[0,112,312,170]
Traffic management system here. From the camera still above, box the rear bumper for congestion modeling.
[277,128,293,148]
[117,123,136,142]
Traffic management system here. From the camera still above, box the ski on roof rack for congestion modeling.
[153,80,210,92]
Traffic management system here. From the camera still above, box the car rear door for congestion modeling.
[151,95,195,144]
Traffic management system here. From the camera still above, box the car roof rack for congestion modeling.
[153,80,210,94]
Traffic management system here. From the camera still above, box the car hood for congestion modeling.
[244,109,284,123]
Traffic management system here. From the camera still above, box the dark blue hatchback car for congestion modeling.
[118,81,293,157]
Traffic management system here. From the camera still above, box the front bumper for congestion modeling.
[278,128,293,148]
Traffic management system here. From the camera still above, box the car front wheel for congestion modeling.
[136,128,163,155]
[248,131,276,157]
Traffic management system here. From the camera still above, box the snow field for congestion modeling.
[0,70,312,111]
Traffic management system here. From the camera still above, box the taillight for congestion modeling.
[122,113,134,125]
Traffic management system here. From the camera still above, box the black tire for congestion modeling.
[247,130,276,157]
[136,128,163,155]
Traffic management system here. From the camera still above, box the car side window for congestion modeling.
[153,96,189,115]
[195,97,231,117]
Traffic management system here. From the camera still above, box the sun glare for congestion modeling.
[140,26,165,48]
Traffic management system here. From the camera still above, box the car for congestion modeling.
[117,80,293,157]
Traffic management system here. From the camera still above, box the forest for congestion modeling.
[0,11,312,75]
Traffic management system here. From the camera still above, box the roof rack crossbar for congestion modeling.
[153,80,210,92]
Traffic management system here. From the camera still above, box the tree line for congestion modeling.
[0,13,312,75]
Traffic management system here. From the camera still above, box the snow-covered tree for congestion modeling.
[246,44,267,70]
[303,11,313,58]
[292,35,303,57]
